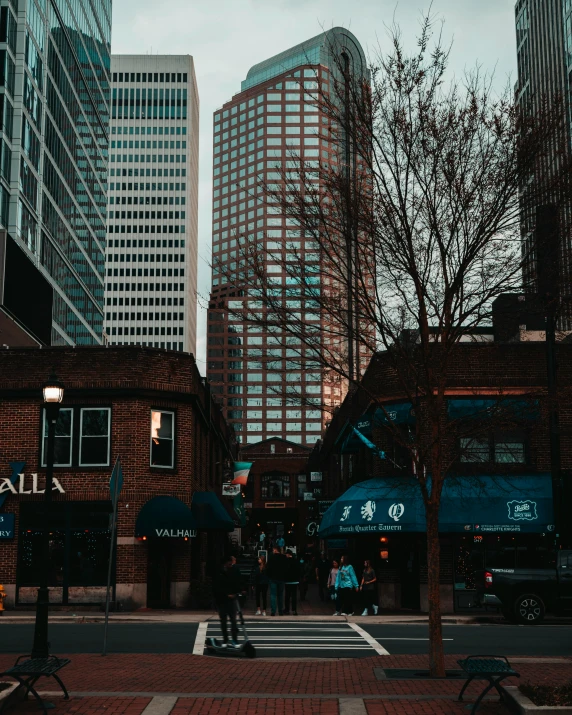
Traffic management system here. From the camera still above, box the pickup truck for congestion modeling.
[477,549,572,623]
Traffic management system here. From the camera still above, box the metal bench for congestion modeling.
[457,655,520,715]
[0,655,70,715]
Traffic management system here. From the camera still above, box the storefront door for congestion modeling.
[147,540,172,608]
[17,501,112,605]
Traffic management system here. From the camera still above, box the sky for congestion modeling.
[110,0,517,374]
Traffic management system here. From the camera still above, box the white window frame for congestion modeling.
[42,407,73,467]
[150,409,175,469]
[79,407,111,467]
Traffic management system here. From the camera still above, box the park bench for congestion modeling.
[457,654,520,715]
[0,655,70,715]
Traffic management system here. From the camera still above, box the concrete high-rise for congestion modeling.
[104,56,199,354]
[206,29,367,446]
[0,0,111,345]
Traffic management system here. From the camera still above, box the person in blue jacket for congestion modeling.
[334,555,359,616]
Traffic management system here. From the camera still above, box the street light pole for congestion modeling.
[31,373,64,660]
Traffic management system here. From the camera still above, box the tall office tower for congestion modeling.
[0,0,111,345]
[104,56,199,354]
[515,0,572,308]
[206,29,367,446]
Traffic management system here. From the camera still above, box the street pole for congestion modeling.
[103,457,122,656]
[30,401,59,659]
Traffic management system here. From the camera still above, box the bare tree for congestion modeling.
[212,17,571,675]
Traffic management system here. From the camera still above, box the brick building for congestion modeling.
[239,437,319,552]
[0,346,236,609]
[316,321,569,614]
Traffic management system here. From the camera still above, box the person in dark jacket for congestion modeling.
[213,555,242,646]
[315,552,331,602]
[253,555,269,615]
[266,546,287,615]
[284,550,300,615]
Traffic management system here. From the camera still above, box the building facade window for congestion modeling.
[150,409,175,467]
[261,472,290,498]
[79,408,111,466]
[42,408,73,467]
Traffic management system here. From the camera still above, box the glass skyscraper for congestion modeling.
[206,28,367,446]
[515,0,572,309]
[0,0,111,345]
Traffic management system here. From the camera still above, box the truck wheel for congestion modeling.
[514,594,545,624]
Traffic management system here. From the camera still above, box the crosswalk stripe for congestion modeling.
[348,622,390,655]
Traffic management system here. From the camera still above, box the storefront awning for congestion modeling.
[447,398,539,421]
[135,496,197,538]
[319,474,554,538]
[191,492,235,531]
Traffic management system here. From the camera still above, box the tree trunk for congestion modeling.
[426,499,446,677]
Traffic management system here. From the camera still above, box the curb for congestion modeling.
[505,686,572,714]
[0,681,19,709]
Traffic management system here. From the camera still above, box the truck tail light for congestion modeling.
[484,571,493,588]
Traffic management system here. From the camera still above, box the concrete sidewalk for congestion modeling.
[1,653,570,715]
[2,610,572,625]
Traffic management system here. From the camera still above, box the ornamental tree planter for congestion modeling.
[505,686,572,714]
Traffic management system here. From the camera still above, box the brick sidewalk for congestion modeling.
[1,654,570,714]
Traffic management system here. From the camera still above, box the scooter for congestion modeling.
[206,598,256,658]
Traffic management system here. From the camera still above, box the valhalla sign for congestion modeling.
[0,473,65,495]
[155,528,196,538]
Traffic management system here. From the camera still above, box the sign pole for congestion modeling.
[103,458,121,656]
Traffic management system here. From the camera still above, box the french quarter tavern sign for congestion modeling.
[0,473,65,495]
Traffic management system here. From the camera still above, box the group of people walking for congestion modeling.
[253,550,379,617]
[252,547,308,615]
[326,556,378,616]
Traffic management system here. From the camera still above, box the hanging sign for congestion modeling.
[222,483,241,497]
[0,513,15,539]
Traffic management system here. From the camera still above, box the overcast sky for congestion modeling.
[110,0,517,373]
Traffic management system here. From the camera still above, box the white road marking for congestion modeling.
[192,622,209,655]
[141,696,177,715]
[349,622,390,655]
[375,638,454,641]
[339,698,367,715]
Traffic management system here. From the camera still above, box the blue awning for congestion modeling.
[319,474,554,537]
[447,398,539,421]
[135,496,197,538]
[373,403,415,425]
[341,405,413,453]
[191,491,235,531]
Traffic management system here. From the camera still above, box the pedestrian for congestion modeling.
[213,555,242,648]
[328,559,340,615]
[259,531,266,549]
[276,534,285,552]
[334,555,359,616]
[360,559,379,615]
[299,555,312,601]
[266,545,287,616]
[253,555,269,616]
[315,551,331,602]
[284,550,299,615]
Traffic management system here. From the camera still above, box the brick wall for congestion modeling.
[0,346,236,607]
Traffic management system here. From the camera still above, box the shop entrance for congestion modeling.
[17,501,112,605]
[147,540,172,608]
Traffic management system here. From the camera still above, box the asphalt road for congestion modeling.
[0,622,571,658]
